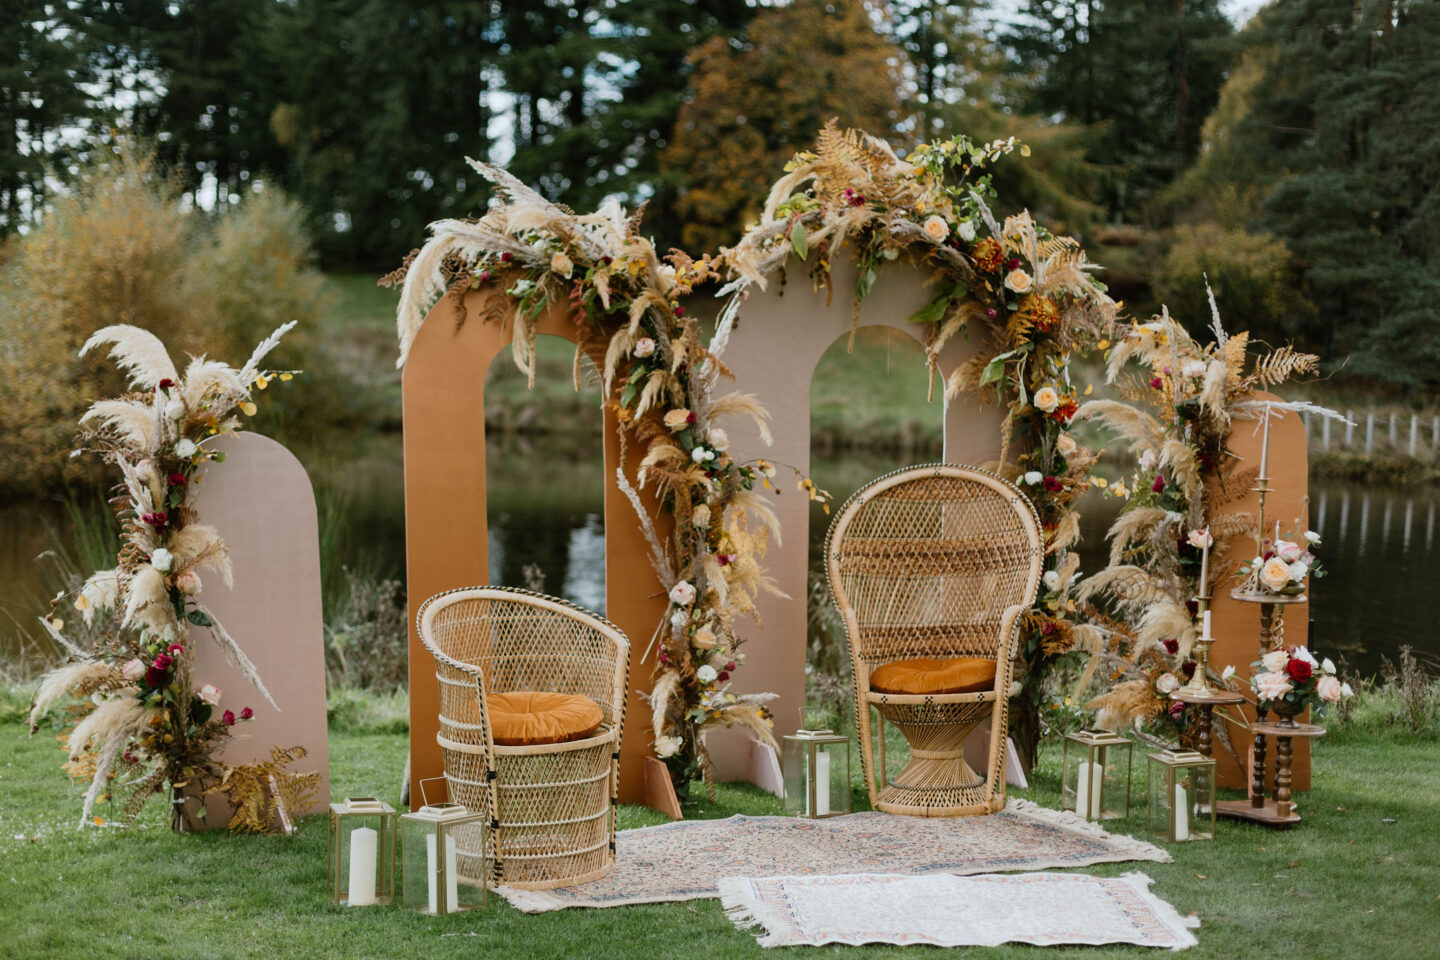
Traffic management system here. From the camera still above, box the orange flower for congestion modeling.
[971,237,1004,272]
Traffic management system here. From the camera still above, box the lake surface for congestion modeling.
[2,434,1435,680]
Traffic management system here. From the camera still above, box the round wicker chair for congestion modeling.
[417,587,629,890]
[824,464,1042,817]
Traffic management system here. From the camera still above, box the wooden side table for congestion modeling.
[1169,688,1246,760]
[1216,719,1325,826]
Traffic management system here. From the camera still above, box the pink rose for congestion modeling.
[1274,539,1304,563]
[122,658,146,682]
[1254,671,1293,702]
[1317,676,1343,703]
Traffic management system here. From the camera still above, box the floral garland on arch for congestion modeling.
[389,124,1119,778]
[1074,294,1347,737]
[28,323,297,830]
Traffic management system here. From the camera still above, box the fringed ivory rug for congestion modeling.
[719,871,1199,950]
[496,799,1168,912]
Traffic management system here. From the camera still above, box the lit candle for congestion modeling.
[347,827,378,906]
[815,750,831,816]
[426,833,460,913]
[1174,783,1190,841]
[1258,403,1271,478]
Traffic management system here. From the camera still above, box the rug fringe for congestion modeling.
[1117,872,1202,951]
[719,877,800,948]
[1006,798,1172,864]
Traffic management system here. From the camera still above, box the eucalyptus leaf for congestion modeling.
[791,223,808,261]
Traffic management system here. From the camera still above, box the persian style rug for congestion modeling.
[718,871,1199,950]
[496,798,1169,912]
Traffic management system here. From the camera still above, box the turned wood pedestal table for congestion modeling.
[1216,719,1325,826]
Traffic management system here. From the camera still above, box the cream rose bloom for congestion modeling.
[654,736,683,758]
[1004,268,1033,294]
[695,664,718,684]
[1181,359,1206,379]
[550,251,574,277]
[691,504,710,530]
[1022,471,1044,486]
[175,570,202,596]
[173,438,198,458]
[1156,673,1180,694]
[1057,433,1077,456]
[1260,557,1293,592]
[1261,650,1290,673]
[708,427,729,451]
[668,580,696,606]
[1288,560,1309,583]
[1043,571,1061,592]
[1255,671,1294,702]
[150,548,174,573]
[922,215,950,242]
[633,337,656,358]
[198,683,222,706]
[1316,675,1344,703]
[663,408,692,431]
[122,658,146,682]
[1033,386,1060,412]
[656,264,678,292]
[1186,528,1213,549]
[693,625,718,650]
[957,220,977,242]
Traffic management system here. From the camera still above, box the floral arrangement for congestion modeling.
[28,323,296,829]
[389,123,1120,775]
[1235,524,1324,597]
[1078,295,1340,734]
[1249,646,1352,717]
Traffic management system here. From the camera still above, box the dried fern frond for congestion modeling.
[1242,345,1319,390]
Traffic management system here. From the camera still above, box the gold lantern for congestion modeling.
[400,791,490,915]
[327,797,397,906]
[1061,729,1133,821]
[1148,748,1217,843]
[783,727,851,819]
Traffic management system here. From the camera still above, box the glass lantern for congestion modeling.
[327,798,397,906]
[1147,749,1216,843]
[1061,729,1133,821]
[783,727,851,818]
[401,800,490,915]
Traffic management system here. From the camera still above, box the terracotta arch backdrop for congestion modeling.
[402,290,671,807]
[658,256,1006,782]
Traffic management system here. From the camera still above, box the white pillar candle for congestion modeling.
[815,751,831,816]
[1075,759,1090,817]
[1258,403,1271,477]
[426,833,461,912]
[347,827,378,906]
[1090,761,1104,817]
[1174,783,1190,841]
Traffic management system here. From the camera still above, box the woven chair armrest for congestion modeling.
[999,602,1028,661]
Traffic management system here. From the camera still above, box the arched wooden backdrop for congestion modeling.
[190,432,330,824]
[403,292,670,807]
[1208,394,1311,790]
[702,256,1005,780]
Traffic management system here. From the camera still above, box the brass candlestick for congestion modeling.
[1178,592,1216,698]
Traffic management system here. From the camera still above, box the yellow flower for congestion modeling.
[1092,477,1108,488]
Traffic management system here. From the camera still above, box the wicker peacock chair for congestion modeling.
[824,464,1043,817]
[417,586,629,890]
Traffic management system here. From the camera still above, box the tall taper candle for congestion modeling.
[1198,537,1209,597]
[1258,403,1271,477]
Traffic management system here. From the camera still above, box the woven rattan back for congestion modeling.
[418,587,629,751]
[825,464,1042,666]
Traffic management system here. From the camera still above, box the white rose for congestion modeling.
[1275,539,1304,563]
[656,264,678,292]
[1003,268,1032,294]
[1139,449,1157,471]
[1261,650,1289,673]
[1221,665,1237,681]
[1341,682,1354,698]
[696,665,718,684]
[164,397,186,421]
[957,220,977,242]
[1288,560,1309,582]
[122,658,146,682]
[634,337,656,358]
[654,736,683,758]
[150,548,174,573]
[691,446,709,463]
[1304,531,1321,545]
[1321,657,1336,675]
[1033,386,1060,413]
[550,251,574,278]
[1043,571,1061,592]
[670,610,689,629]
[669,581,696,606]
[173,438,198,458]
[1260,557,1292,592]
[1022,471,1044,486]
[1186,528,1213,549]
[1057,433,1077,456]
[198,683,222,706]
[1181,359,1206,379]
[1293,646,1318,667]
[1156,673,1180,694]
[1316,676,1343,703]
[708,427,729,451]
[922,215,950,242]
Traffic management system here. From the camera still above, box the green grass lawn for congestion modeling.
[3,711,1436,960]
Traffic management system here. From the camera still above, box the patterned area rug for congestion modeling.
[719,871,1199,949]
[496,799,1169,912]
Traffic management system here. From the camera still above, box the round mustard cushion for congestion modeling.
[869,657,997,696]
[487,691,604,746]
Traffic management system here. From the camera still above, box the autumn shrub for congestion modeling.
[0,144,331,495]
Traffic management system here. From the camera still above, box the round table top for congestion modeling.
[1249,719,1326,738]
[1169,688,1247,706]
[1229,588,1308,605]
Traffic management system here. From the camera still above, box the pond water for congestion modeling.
[2,433,1435,681]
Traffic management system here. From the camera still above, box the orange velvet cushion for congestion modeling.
[487,691,604,746]
[869,657,997,695]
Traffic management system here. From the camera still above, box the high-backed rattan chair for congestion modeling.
[825,464,1042,817]
[417,587,629,889]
